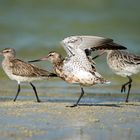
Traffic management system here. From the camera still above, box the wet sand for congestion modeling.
[0,101,140,140]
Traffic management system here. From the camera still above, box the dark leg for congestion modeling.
[30,82,41,102]
[125,76,132,102]
[70,87,85,107]
[121,76,132,102]
[13,84,21,101]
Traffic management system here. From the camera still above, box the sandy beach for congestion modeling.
[0,101,139,140]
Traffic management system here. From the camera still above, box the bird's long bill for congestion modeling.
[28,57,48,63]
[0,51,3,55]
[92,50,106,60]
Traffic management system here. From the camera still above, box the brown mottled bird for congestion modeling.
[93,49,140,102]
[29,35,126,107]
[0,48,57,102]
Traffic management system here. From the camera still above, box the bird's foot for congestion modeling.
[121,85,126,93]
[37,99,41,103]
[66,104,78,108]
[125,99,129,103]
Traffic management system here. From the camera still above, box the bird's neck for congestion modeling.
[2,56,15,68]
[3,55,15,61]
[52,56,64,66]
[106,50,114,57]
[52,58,64,76]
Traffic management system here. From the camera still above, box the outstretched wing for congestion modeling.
[11,59,56,77]
[61,36,126,56]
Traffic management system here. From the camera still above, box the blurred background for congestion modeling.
[0,0,140,102]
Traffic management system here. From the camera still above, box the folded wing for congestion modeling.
[11,59,56,77]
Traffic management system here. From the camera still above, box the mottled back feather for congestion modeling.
[112,50,140,65]
[10,59,56,77]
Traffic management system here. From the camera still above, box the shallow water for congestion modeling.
[0,77,139,103]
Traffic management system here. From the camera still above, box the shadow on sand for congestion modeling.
[76,103,121,107]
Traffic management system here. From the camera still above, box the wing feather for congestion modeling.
[121,51,140,65]
[10,59,55,77]
[61,36,126,56]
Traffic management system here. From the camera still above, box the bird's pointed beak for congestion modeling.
[28,56,48,63]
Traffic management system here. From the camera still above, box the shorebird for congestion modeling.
[0,48,57,102]
[29,35,126,107]
[93,50,140,102]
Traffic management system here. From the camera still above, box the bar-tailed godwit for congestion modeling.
[0,48,56,102]
[93,49,140,102]
[29,36,126,107]
[107,50,140,102]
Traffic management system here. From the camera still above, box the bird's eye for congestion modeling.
[49,54,53,56]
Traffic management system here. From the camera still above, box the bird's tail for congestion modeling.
[94,72,111,84]
[48,73,57,77]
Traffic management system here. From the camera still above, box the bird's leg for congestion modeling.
[70,87,85,107]
[121,84,126,93]
[125,76,132,103]
[13,84,21,101]
[121,76,132,102]
[30,82,41,102]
